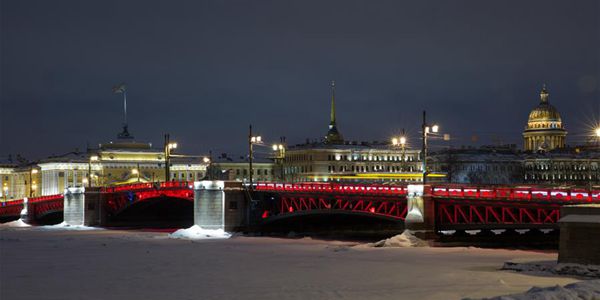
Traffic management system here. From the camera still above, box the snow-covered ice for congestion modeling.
[476,280,600,300]
[0,219,30,227]
[37,221,104,231]
[0,227,581,300]
[169,225,231,239]
[503,261,600,278]
[365,230,429,247]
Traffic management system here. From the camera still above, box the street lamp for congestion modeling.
[29,168,38,197]
[391,131,407,172]
[164,134,178,182]
[595,127,600,138]
[88,155,98,188]
[422,110,440,184]
[248,124,263,189]
[132,168,140,182]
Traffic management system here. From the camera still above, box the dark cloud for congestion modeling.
[1,0,599,159]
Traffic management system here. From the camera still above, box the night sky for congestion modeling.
[1,0,599,160]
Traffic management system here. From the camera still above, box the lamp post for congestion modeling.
[421,110,439,185]
[248,125,262,189]
[88,155,98,188]
[392,129,407,172]
[272,143,285,181]
[132,168,140,183]
[29,168,38,197]
[164,134,177,182]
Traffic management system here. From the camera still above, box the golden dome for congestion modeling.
[526,86,563,128]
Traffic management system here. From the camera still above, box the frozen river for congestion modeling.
[0,227,578,300]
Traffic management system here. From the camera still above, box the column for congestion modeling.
[193,181,225,230]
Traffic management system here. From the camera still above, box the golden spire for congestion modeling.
[325,80,343,144]
[540,84,549,103]
[330,80,336,124]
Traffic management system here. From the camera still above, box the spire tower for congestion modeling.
[325,80,344,144]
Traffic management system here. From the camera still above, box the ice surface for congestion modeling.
[0,228,580,300]
[169,225,231,240]
[478,280,600,300]
[503,261,600,278]
[38,222,104,231]
[366,230,429,247]
[0,219,30,227]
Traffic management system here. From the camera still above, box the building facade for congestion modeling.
[429,146,524,185]
[1,138,208,201]
[523,148,600,186]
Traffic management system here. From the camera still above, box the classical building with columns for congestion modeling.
[523,86,567,151]
[1,133,209,201]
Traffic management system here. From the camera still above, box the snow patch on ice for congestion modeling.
[503,261,600,278]
[39,222,104,231]
[367,230,429,248]
[0,219,31,227]
[169,225,231,240]
[476,279,600,300]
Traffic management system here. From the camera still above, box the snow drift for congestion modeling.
[369,230,429,248]
[0,219,31,228]
[169,225,231,240]
[480,280,600,300]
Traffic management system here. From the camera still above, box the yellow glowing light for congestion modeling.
[432,125,439,133]
[596,127,600,137]
[203,157,210,163]
[90,155,99,161]
[131,169,139,175]
[82,178,89,184]
[391,138,399,145]
[31,169,39,174]
[272,144,278,151]
[400,136,406,145]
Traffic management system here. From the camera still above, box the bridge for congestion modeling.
[1,181,599,234]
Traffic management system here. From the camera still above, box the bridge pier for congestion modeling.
[404,184,436,238]
[193,181,225,230]
[64,187,103,226]
[20,197,30,224]
[193,181,248,231]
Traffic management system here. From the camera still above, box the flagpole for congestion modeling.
[123,90,127,128]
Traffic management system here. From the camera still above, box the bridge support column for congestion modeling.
[64,187,103,226]
[20,197,31,224]
[193,181,225,230]
[405,184,436,238]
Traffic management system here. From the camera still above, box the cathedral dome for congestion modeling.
[522,85,567,151]
[525,86,563,129]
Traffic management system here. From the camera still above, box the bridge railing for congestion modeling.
[101,181,193,193]
[254,182,408,196]
[431,185,600,203]
[27,194,64,203]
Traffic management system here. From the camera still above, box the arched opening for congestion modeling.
[107,196,193,228]
[35,211,63,225]
[261,212,403,240]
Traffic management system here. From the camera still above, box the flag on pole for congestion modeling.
[112,83,126,94]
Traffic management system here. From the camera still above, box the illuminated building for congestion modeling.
[1,131,208,201]
[523,85,567,151]
[523,148,600,186]
[282,82,425,182]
